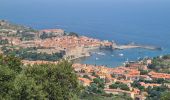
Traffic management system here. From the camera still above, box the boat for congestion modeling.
[119,53,124,56]
[95,57,99,60]
[97,52,106,56]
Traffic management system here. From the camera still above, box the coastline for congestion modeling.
[66,43,162,62]
[0,20,165,68]
[64,46,99,61]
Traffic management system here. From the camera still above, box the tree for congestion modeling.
[155,78,165,84]
[83,75,91,80]
[162,55,170,60]
[109,82,130,91]
[2,55,22,73]
[0,54,22,99]
[0,65,16,99]
[0,39,9,45]
[146,85,169,100]
[23,60,81,100]
[140,70,148,75]
[13,74,47,100]
[109,84,118,89]
[0,54,81,100]
[93,78,105,89]
[84,78,105,95]
[68,32,79,37]
[119,84,130,91]
[160,91,170,100]
[40,32,48,39]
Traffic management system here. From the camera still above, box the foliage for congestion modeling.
[0,39,9,45]
[0,54,22,99]
[0,54,80,100]
[93,78,105,89]
[40,32,62,39]
[131,81,145,91]
[139,78,166,84]
[13,74,47,100]
[40,32,50,39]
[160,91,170,100]
[140,70,149,75]
[21,32,35,40]
[83,75,91,80]
[148,55,170,73]
[162,55,170,59]
[0,65,16,99]
[23,60,81,100]
[2,46,64,61]
[0,54,22,73]
[109,82,130,91]
[20,52,63,61]
[80,91,133,100]
[68,32,79,37]
[82,78,105,96]
[146,85,169,100]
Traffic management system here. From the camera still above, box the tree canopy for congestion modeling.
[0,54,80,100]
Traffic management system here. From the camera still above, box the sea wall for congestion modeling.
[112,44,162,51]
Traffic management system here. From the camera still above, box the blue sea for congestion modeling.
[0,0,170,67]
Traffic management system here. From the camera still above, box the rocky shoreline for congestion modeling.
[68,43,162,61]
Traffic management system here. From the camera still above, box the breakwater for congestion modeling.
[113,44,162,51]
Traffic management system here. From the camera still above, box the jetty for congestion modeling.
[113,44,162,51]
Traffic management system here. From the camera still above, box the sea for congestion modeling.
[0,0,170,67]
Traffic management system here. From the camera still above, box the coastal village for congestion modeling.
[73,60,170,100]
[0,20,114,60]
[21,58,170,100]
[1,20,170,100]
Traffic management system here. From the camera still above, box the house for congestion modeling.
[139,82,161,88]
[78,77,92,86]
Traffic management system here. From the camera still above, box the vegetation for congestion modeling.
[68,32,79,37]
[83,75,91,80]
[0,54,81,99]
[86,78,105,94]
[2,46,64,61]
[0,39,9,45]
[148,55,170,74]
[0,20,34,32]
[140,70,149,75]
[131,81,145,91]
[138,78,168,84]
[80,78,132,100]
[0,54,134,99]
[146,85,170,100]
[40,32,53,39]
[109,82,130,91]
[20,32,35,40]
[80,93,133,100]
[131,80,170,100]
[160,91,170,100]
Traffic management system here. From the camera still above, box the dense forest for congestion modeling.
[0,54,80,100]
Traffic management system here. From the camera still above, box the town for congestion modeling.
[0,20,113,60]
[21,57,170,100]
[1,20,170,100]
